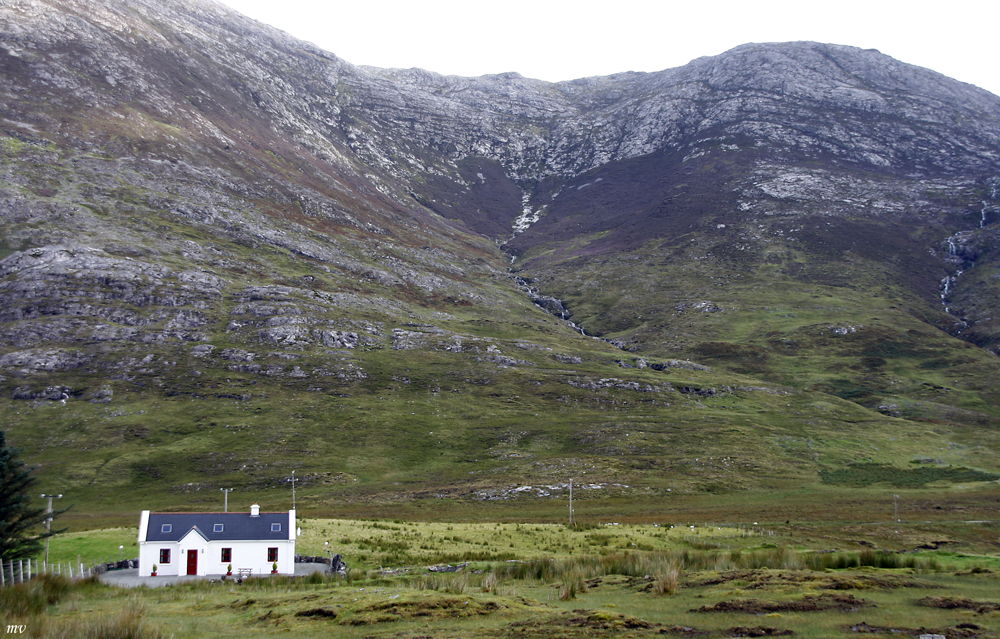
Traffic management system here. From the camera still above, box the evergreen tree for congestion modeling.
[0,431,66,560]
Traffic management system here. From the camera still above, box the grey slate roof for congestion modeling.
[145,512,289,542]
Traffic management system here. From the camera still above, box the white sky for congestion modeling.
[218,0,1000,98]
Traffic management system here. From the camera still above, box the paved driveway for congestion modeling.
[99,563,329,588]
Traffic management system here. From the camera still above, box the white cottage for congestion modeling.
[137,504,295,576]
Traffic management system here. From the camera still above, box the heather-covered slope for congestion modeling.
[1,0,999,515]
[498,45,1000,430]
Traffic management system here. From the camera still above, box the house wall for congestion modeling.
[137,510,297,577]
[179,529,210,576]
[213,540,295,575]
[139,541,181,576]
[138,539,296,576]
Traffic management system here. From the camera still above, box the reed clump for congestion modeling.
[0,573,72,617]
[653,566,679,596]
[34,595,164,639]
[558,568,588,600]
[411,571,470,595]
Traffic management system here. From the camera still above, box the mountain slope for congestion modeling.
[1,0,999,516]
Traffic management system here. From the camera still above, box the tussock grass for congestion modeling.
[410,571,470,595]
[558,569,587,600]
[653,566,679,596]
[22,594,163,639]
[804,549,941,571]
[0,574,72,617]
[484,546,943,590]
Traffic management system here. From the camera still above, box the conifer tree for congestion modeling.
[0,431,66,560]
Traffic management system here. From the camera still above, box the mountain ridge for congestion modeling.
[2,0,999,515]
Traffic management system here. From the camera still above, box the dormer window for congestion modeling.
[214,524,224,533]
[271,523,281,532]
[161,524,172,533]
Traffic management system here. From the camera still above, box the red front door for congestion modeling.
[187,550,198,575]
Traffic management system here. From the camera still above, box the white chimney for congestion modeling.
[250,503,260,517]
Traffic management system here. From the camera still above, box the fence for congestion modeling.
[0,558,138,586]
[3,555,342,585]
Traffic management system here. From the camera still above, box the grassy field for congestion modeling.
[6,526,1000,639]
[17,498,995,638]
[40,497,1000,565]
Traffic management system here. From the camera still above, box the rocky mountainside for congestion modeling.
[2,0,999,513]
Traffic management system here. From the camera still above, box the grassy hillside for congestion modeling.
[7,336,1000,523]
[515,213,1000,431]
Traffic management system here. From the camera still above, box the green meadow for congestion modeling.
[8,515,1000,638]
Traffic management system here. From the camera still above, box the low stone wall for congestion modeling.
[294,554,346,574]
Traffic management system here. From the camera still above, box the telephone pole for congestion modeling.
[894,494,899,542]
[569,478,573,526]
[220,488,233,512]
[40,493,62,565]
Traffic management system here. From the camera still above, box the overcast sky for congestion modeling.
[218,0,1000,98]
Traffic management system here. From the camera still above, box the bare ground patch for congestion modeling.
[343,596,508,625]
[917,596,1000,613]
[685,569,935,591]
[848,621,983,638]
[692,592,873,613]
[728,627,794,637]
[505,609,662,637]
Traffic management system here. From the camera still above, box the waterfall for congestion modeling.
[938,180,997,318]
[511,192,543,236]
[505,192,546,265]
[939,230,970,317]
[983,179,999,228]
[940,271,962,313]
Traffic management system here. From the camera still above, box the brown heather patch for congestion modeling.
[847,621,983,638]
[507,609,660,637]
[686,569,937,591]
[917,596,1000,613]
[727,627,793,637]
[343,595,507,625]
[691,592,873,614]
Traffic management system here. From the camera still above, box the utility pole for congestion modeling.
[220,488,233,512]
[569,478,573,526]
[894,494,899,542]
[291,470,296,510]
[40,493,62,565]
